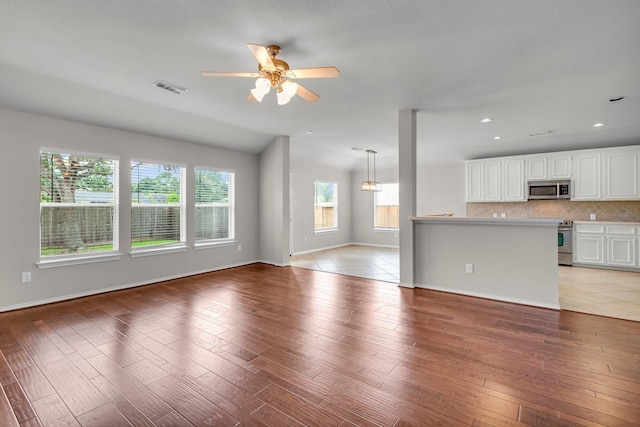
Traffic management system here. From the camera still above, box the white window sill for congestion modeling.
[194,240,236,250]
[374,227,399,232]
[38,252,122,269]
[314,228,338,235]
[129,244,189,258]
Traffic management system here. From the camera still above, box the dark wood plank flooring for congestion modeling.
[1,263,639,426]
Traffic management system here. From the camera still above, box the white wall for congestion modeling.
[259,137,290,266]
[0,108,259,311]
[290,161,352,254]
[351,167,400,247]
[416,162,466,217]
[349,163,467,247]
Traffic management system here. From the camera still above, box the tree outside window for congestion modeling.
[40,151,118,257]
[314,181,338,232]
[131,162,185,249]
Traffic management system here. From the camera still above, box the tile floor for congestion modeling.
[289,245,400,283]
[290,245,640,322]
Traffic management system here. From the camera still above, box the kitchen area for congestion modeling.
[464,144,640,322]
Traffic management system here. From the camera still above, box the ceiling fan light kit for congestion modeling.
[203,43,339,105]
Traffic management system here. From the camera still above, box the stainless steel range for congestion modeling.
[558,220,573,266]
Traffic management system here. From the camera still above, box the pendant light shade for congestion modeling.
[361,149,381,192]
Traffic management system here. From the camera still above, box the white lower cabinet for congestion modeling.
[606,225,636,267]
[607,236,636,267]
[575,234,605,265]
[574,222,638,269]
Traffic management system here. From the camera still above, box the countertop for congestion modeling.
[573,220,640,225]
[410,216,563,226]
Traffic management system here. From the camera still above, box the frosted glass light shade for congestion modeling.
[251,78,271,102]
[277,90,291,105]
[282,80,298,97]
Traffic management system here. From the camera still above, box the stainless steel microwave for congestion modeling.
[528,180,571,200]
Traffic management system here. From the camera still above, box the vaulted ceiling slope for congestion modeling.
[1,1,639,170]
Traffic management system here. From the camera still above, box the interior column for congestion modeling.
[398,109,417,287]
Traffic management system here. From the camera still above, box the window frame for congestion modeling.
[374,182,400,231]
[130,160,187,257]
[194,166,236,248]
[313,180,339,233]
[38,149,121,268]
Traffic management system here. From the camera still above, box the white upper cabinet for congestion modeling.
[549,154,572,179]
[603,147,640,200]
[465,161,484,202]
[467,145,640,203]
[484,160,502,201]
[526,157,547,180]
[502,158,525,201]
[526,154,571,180]
[572,151,602,200]
[465,158,525,202]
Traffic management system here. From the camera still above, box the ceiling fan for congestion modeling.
[202,43,339,105]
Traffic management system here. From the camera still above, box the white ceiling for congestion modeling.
[1,1,639,171]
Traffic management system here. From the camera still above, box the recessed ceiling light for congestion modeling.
[609,96,625,102]
[493,136,502,140]
[480,118,493,123]
[306,130,313,135]
[593,122,606,127]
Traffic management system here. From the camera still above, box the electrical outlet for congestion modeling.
[304,236,308,242]
[21,272,31,283]
[465,264,474,274]
[237,244,242,252]
[590,213,596,221]
[500,213,506,218]
[492,213,498,218]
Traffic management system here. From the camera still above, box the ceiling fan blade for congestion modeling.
[296,84,320,102]
[287,67,340,79]
[201,72,259,77]
[247,43,275,69]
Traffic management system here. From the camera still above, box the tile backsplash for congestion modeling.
[466,200,640,222]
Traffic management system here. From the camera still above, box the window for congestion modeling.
[314,181,338,232]
[40,151,118,257]
[131,161,185,250]
[374,182,399,229]
[194,168,235,244]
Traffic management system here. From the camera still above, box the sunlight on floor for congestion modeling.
[290,245,399,283]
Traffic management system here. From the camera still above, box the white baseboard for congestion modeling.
[256,260,290,267]
[414,283,561,310]
[0,260,258,313]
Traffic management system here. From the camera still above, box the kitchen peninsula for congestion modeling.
[411,216,561,309]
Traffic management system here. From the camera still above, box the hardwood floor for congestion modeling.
[1,264,639,426]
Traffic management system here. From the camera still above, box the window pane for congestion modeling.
[374,182,399,229]
[195,168,235,242]
[314,181,338,231]
[131,162,185,248]
[40,152,117,257]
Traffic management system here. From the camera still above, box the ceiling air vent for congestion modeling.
[153,81,188,95]
[529,130,552,137]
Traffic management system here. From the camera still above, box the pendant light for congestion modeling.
[361,149,381,192]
